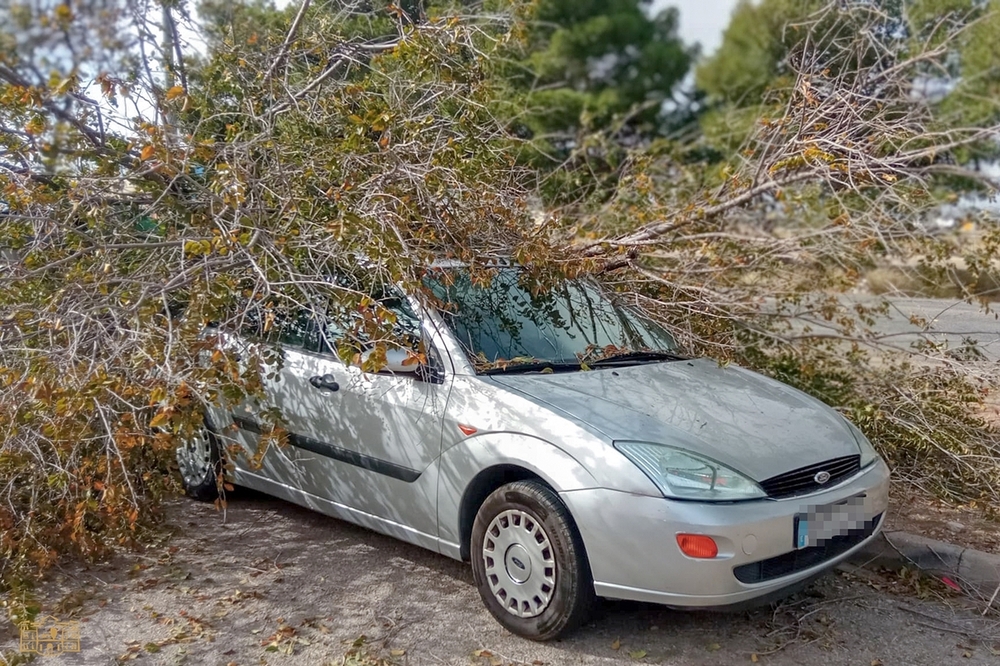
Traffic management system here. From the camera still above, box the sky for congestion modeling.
[653,0,740,56]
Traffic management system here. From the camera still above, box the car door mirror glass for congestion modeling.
[360,347,421,375]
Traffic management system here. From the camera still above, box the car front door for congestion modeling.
[271,296,453,550]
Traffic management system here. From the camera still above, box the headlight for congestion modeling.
[613,441,766,501]
[843,418,880,468]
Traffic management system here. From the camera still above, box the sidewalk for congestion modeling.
[853,529,1000,605]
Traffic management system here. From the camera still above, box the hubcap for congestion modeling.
[482,509,556,618]
[175,428,213,487]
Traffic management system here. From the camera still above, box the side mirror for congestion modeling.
[359,348,421,375]
[358,347,443,383]
[382,348,421,374]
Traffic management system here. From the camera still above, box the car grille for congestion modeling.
[759,455,861,499]
[732,513,882,584]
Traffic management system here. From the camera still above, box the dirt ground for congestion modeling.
[3,490,1000,666]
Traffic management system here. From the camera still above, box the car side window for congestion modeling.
[274,311,315,348]
[239,304,317,350]
[310,293,435,373]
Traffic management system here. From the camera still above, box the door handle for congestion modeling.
[309,374,340,392]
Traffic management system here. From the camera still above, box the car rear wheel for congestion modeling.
[471,480,594,641]
[175,422,224,501]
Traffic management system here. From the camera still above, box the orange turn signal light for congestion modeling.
[676,534,719,559]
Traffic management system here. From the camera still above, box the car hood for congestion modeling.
[488,358,860,482]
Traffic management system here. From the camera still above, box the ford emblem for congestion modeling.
[814,470,831,484]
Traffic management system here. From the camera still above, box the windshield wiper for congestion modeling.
[482,360,583,375]
[588,350,687,366]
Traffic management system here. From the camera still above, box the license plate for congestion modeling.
[794,495,868,549]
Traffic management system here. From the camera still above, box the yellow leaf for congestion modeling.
[140,145,155,161]
[149,411,170,429]
[165,85,185,101]
[24,116,46,135]
[628,650,647,660]
[611,639,621,651]
[751,654,759,663]
[54,3,73,21]
[149,386,167,406]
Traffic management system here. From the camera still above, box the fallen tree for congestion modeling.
[1,0,998,620]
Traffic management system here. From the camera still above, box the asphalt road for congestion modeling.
[777,296,1000,363]
[870,297,1000,362]
[8,493,998,666]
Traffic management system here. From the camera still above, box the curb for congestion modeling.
[850,530,1000,596]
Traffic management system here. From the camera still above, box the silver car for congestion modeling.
[177,266,889,641]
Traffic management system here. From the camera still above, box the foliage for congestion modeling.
[696,0,825,105]
[512,0,697,203]
[519,0,695,139]
[0,0,545,617]
[697,0,1000,170]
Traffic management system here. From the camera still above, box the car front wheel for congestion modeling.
[471,480,594,641]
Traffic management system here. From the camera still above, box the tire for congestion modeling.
[471,480,595,641]
[175,421,224,501]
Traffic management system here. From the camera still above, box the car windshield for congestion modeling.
[425,267,680,372]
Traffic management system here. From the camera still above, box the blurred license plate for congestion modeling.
[794,495,868,549]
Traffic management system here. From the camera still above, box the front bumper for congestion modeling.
[560,459,890,607]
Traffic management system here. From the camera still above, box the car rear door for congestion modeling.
[207,311,315,491]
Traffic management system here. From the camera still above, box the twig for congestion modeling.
[984,581,1000,616]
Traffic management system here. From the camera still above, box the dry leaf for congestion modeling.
[628,650,647,660]
[165,85,185,101]
[707,643,722,652]
[611,638,621,651]
[751,654,759,663]
[140,145,155,161]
